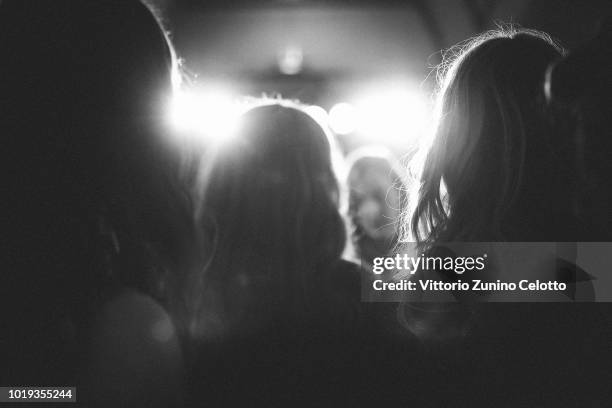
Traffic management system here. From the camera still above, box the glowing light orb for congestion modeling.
[328,102,358,135]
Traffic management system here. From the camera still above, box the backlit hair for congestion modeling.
[404,26,564,248]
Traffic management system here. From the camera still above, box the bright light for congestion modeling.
[167,86,243,143]
[328,102,358,135]
[278,45,304,75]
[328,85,430,145]
[356,88,429,141]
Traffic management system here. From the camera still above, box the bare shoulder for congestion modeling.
[96,291,179,344]
[85,291,184,407]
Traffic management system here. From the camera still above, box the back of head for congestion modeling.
[2,0,190,282]
[409,27,564,247]
[1,0,191,381]
[193,102,348,340]
[1,0,175,114]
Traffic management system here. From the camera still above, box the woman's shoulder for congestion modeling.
[96,291,172,323]
[84,290,184,407]
[90,290,183,368]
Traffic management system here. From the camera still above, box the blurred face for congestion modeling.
[348,164,401,241]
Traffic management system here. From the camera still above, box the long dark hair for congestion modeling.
[190,101,348,340]
[405,27,565,249]
[1,0,194,380]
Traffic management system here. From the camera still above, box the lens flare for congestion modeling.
[328,84,430,146]
[328,102,358,135]
[356,89,429,141]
